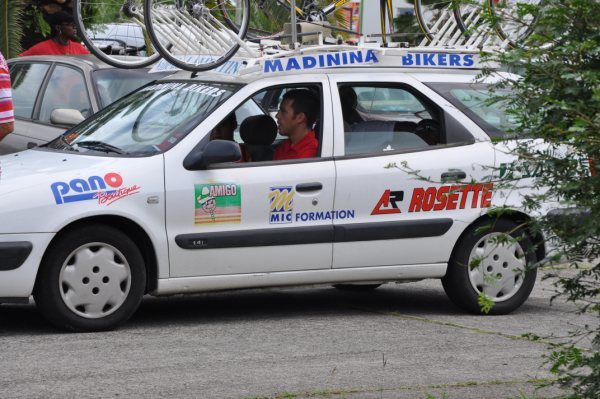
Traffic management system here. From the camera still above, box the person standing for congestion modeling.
[19,11,89,56]
[0,50,14,141]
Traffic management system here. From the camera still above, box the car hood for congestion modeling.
[0,149,163,234]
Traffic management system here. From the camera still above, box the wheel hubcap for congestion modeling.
[59,243,132,319]
[468,232,526,302]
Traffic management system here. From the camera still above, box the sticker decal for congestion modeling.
[371,190,404,215]
[269,186,295,224]
[408,184,493,212]
[51,172,140,205]
[372,184,494,215]
[195,183,241,225]
[268,187,354,223]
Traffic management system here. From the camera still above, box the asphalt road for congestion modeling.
[0,269,595,399]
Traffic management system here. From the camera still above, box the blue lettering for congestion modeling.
[318,55,325,67]
[302,56,317,69]
[342,52,348,64]
[348,210,355,219]
[326,53,341,66]
[88,175,106,191]
[51,182,69,204]
[286,58,301,71]
[264,59,284,73]
[463,54,474,67]
[423,53,435,66]
[402,54,413,66]
[437,53,447,66]
[69,178,90,193]
[349,51,363,64]
[449,54,461,66]
[364,50,378,63]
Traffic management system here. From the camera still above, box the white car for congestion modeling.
[0,47,549,331]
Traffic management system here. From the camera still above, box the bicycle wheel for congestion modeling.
[75,0,161,69]
[144,0,250,71]
[414,0,456,42]
[489,0,541,48]
[453,0,485,39]
[221,0,293,41]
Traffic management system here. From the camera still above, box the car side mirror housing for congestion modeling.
[50,109,85,126]
[183,140,242,170]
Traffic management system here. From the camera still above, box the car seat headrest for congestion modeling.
[240,115,277,145]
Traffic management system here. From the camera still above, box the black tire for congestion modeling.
[488,0,541,49]
[34,225,146,332]
[442,219,537,315]
[413,0,455,42]
[74,0,161,69]
[333,284,382,292]
[144,0,250,72]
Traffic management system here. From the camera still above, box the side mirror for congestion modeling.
[183,140,241,170]
[50,109,85,126]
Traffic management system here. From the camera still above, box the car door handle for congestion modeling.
[441,170,467,183]
[296,182,323,192]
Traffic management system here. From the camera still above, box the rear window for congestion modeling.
[426,83,519,139]
[93,69,171,107]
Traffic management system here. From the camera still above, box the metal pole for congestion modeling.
[290,0,298,49]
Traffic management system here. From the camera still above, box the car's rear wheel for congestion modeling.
[333,284,382,291]
[34,225,146,332]
[442,219,537,315]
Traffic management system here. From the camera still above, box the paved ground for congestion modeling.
[0,268,595,399]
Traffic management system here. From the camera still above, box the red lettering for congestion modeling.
[409,188,425,212]
[434,186,450,211]
[459,185,471,209]
[446,185,460,210]
[481,183,493,207]
[421,187,437,211]
[471,184,483,208]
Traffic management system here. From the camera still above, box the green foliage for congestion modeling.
[24,4,50,38]
[477,292,494,314]
[0,0,24,58]
[476,0,600,397]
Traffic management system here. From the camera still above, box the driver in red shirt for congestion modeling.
[273,89,319,160]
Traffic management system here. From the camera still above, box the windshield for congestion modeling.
[46,81,238,155]
[425,83,519,138]
[93,69,171,107]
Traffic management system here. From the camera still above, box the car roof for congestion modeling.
[158,45,512,86]
[7,54,147,71]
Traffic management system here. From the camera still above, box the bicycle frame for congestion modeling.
[278,0,394,43]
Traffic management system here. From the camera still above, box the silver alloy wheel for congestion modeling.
[468,232,526,302]
[58,243,132,319]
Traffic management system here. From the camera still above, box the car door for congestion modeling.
[35,63,93,142]
[2,62,51,153]
[164,75,336,278]
[330,73,496,269]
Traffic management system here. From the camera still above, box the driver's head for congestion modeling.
[210,112,237,141]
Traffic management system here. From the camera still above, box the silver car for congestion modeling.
[2,55,169,154]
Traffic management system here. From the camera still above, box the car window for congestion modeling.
[339,84,440,156]
[93,69,171,107]
[210,84,322,163]
[8,63,50,119]
[425,82,517,139]
[39,65,91,124]
[46,81,239,155]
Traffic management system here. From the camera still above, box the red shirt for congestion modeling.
[20,39,90,57]
[273,131,318,160]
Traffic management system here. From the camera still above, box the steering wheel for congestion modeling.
[414,119,440,146]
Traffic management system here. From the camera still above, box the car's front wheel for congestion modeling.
[34,225,146,332]
[442,219,538,315]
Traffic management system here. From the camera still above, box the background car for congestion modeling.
[1,55,170,154]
